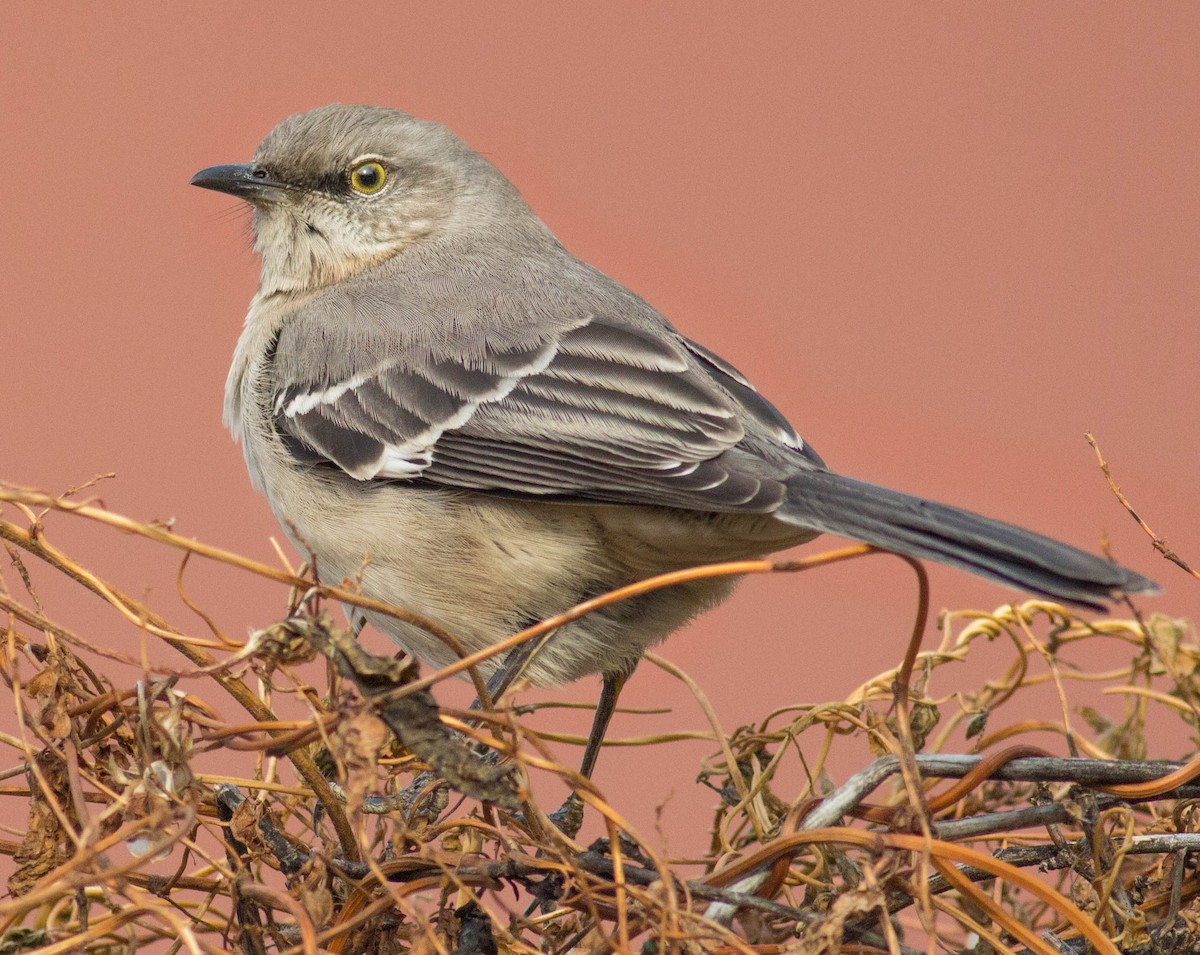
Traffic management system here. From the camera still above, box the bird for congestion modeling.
[192,104,1157,778]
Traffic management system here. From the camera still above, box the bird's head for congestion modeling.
[191,104,529,294]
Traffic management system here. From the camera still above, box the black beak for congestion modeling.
[190,163,289,201]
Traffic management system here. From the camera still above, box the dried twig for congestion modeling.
[1,478,1197,954]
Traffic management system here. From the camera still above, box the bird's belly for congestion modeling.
[263,464,814,686]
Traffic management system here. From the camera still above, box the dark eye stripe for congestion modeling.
[316,172,345,194]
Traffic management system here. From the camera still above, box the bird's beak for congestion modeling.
[190,163,290,201]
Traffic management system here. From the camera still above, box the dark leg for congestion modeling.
[536,670,632,838]
[578,670,630,780]
[462,638,625,797]
[469,630,558,712]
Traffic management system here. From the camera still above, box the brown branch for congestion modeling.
[1086,432,1199,581]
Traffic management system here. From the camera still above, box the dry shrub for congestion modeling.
[1,473,1198,955]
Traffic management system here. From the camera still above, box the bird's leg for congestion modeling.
[578,669,630,780]
[469,629,559,713]
[526,670,633,839]
[462,631,564,774]
[394,636,622,833]
[471,639,628,779]
[472,654,628,782]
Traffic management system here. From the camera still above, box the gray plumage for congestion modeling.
[194,104,1157,691]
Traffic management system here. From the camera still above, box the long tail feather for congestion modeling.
[783,470,1158,610]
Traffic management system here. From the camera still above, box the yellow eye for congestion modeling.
[349,160,387,194]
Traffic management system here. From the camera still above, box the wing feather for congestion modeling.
[269,259,810,510]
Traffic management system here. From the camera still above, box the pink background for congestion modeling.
[4,6,1198,850]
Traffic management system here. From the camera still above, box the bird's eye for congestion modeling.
[348,160,388,195]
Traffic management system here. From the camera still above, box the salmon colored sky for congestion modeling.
[4,6,1198,848]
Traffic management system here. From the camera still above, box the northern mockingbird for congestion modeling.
[193,104,1157,777]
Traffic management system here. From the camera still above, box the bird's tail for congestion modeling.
[782,469,1159,610]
